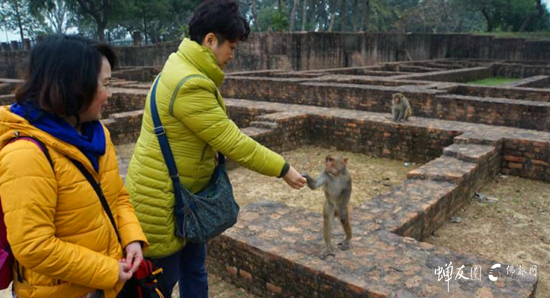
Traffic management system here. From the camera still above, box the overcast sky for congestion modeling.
[2,0,550,42]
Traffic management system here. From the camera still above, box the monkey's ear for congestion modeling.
[343,158,349,165]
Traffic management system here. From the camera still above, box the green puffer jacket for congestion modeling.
[126,38,287,258]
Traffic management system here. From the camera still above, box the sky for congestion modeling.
[2,0,550,42]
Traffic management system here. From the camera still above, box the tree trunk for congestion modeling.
[96,22,106,42]
[328,0,337,32]
[481,9,493,32]
[301,0,307,31]
[252,0,260,31]
[278,0,282,12]
[309,0,316,31]
[519,0,544,32]
[352,0,358,31]
[339,0,346,31]
[289,0,299,32]
[361,0,370,32]
[13,0,25,43]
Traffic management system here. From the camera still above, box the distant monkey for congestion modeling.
[303,154,352,260]
[392,93,412,122]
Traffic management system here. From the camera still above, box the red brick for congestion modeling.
[508,162,523,169]
[266,283,282,294]
[503,155,525,162]
[226,265,237,276]
[239,269,252,281]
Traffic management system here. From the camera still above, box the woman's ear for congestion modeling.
[202,33,218,49]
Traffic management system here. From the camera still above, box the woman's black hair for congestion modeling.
[15,34,118,117]
[189,0,250,45]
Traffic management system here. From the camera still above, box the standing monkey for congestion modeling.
[392,93,412,122]
[303,154,352,260]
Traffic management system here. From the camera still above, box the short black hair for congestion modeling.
[15,34,117,117]
[189,0,250,45]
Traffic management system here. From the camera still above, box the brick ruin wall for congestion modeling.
[1,58,549,297]
[2,33,550,79]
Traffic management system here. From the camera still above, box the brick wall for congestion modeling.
[501,139,550,182]
[450,84,550,101]
[222,77,550,131]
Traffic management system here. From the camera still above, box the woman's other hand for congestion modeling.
[283,165,306,189]
[124,241,143,274]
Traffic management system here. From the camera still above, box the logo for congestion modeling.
[488,264,501,281]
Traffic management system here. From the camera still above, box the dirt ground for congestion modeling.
[426,175,550,298]
[228,145,418,213]
[6,146,547,297]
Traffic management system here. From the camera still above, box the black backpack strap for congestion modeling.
[7,136,54,282]
[70,159,121,243]
[9,136,54,170]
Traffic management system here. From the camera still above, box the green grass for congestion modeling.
[467,77,520,86]
[474,31,550,40]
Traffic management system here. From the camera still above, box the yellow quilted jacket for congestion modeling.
[0,106,148,298]
[126,38,286,257]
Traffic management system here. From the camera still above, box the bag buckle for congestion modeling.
[154,126,166,136]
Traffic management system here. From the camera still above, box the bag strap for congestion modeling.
[70,159,121,243]
[149,75,196,217]
[6,136,54,282]
[8,136,54,169]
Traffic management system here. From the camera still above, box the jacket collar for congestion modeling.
[0,106,103,175]
[177,38,225,87]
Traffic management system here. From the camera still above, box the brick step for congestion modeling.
[407,156,477,184]
[250,120,278,130]
[207,201,536,298]
[442,143,498,163]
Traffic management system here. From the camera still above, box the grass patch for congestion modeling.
[468,77,520,86]
[474,31,550,40]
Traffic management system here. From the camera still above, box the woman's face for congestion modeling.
[79,57,112,123]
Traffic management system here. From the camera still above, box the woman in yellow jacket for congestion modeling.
[0,35,148,298]
[126,0,306,297]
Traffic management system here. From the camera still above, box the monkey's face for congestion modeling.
[393,94,402,104]
[325,154,348,176]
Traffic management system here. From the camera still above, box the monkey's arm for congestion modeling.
[392,108,398,122]
[395,106,404,122]
[303,173,327,190]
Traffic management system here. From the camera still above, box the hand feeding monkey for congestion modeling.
[302,154,352,260]
[391,93,412,122]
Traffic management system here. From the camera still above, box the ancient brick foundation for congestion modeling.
[2,58,548,297]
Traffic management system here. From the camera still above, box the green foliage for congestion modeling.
[113,0,201,43]
[468,77,520,85]
[258,4,289,31]
[1,0,44,40]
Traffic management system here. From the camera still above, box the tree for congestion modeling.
[289,0,299,31]
[61,0,127,41]
[300,0,307,31]
[352,0,358,31]
[29,0,72,34]
[519,0,545,31]
[339,0,346,31]
[251,0,260,31]
[328,0,337,32]
[1,0,42,42]
[361,0,370,31]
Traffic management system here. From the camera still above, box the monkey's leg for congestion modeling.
[337,204,352,251]
[320,201,335,260]
[404,107,411,120]
[396,110,404,122]
[392,109,399,122]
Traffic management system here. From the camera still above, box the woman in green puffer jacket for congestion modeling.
[126,1,306,297]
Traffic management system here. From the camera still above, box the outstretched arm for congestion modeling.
[303,173,327,190]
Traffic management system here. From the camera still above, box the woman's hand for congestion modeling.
[124,241,143,274]
[283,165,306,189]
[118,262,132,283]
